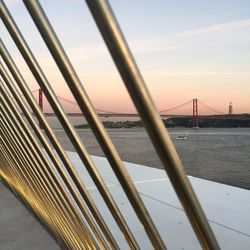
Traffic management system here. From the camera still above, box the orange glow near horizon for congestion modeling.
[19,68,250,115]
[2,0,249,115]
[15,58,249,114]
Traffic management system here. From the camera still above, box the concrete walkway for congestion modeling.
[0,181,59,250]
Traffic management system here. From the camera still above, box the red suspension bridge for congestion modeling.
[27,88,244,128]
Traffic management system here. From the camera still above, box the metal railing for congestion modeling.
[0,0,220,249]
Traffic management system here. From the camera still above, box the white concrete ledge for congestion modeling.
[67,151,250,250]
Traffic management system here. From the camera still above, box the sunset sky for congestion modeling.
[1,0,250,114]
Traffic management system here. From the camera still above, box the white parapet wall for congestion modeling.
[65,151,250,250]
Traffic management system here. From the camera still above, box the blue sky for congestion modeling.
[1,0,250,113]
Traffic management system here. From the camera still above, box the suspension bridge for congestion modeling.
[31,88,243,128]
[34,88,224,116]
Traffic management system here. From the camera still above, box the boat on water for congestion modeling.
[177,135,188,140]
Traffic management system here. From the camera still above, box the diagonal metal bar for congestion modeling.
[0,73,96,249]
[0,38,125,249]
[0,106,81,249]
[0,121,71,249]
[84,1,220,249]
[1,2,137,249]
[0,138,65,247]
[0,94,93,249]
[0,57,109,249]
[0,0,220,249]
[22,1,167,249]
[0,75,106,249]
[0,121,75,249]
[0,3,118,245]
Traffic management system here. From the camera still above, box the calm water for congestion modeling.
[46,116,250,190]
[169,128,250,189]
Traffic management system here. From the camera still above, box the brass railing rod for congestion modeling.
[0,142,61,244]
[0,147,24,199]
[0,138,80,249]
[2,87,65,244]
[0,102,84,249]
[0,102,96,250]
[0,50,109,249]
[85,1,220,249]
[0,130,48,224]
[0,131,68,248]
[0,64,101,250]
[0,66,85,241]
[0,122,71,249]
[22,1,167,249]
[0,81,93,246]
[0,88,94,249]
[0,142,33,205]
[0,113,88,250]
[1,2,129,248]
[0,82,105,250]
[1,134,60,242]
[0,38,114,248]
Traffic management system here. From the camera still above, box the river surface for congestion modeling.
[45,118,250,190]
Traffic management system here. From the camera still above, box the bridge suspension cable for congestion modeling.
[198,99,224,114]
[159,99,193,113]
[57,95,120,114]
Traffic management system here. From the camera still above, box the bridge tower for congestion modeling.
[38,89,43,128]
[39,88,43,111]
[193,98,199,128]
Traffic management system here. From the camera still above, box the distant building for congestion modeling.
[229,102,233,114]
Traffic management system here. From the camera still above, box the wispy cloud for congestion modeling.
[176,19,250,37]
[13,19,250,71]
[65,19,250,59]
[130,19,250,53]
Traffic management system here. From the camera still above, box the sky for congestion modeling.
[1,0,250,114]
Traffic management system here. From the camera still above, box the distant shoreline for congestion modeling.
[75,120,144,129]
[75,117,250,129]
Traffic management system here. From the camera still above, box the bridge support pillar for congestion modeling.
[193,98,199,128]
[38,88,43,128]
